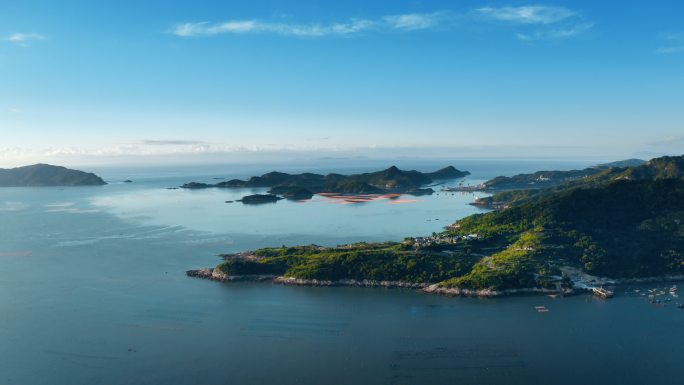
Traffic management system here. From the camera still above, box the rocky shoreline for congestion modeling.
[187,268,572,297]
[186,268,684,298]
[273,276,428,289]
[186,268,276,282]
[422,284,576,298]
[559,265,684,287]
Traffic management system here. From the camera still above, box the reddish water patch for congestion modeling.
[317,193,404,204]
[385,199,420,205]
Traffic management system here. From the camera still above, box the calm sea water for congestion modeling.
[1,159,682,385]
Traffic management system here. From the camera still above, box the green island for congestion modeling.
[180,165,470,197]
[188,155,684,297]
[236,194,283,204]
[0,164,106,187]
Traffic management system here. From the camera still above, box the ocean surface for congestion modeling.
[1,159,682,385]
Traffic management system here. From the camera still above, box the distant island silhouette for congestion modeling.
[0,164,106,187]
[181,165,470,198]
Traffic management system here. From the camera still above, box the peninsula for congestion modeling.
[188,155,684,297]
[180,165,470,197]
[0,164,106,187]
[472,156,674,209]
[472,158,647,192]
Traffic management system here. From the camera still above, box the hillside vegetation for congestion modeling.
[477,155,683,208]
[0,164,106,187]
[203,155,684,292]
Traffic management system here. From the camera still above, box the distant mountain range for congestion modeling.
[181,165,470,196]
[596,158,647,168]
[0,164,106,187]
[476,156,681,208]
[481,158,647,191]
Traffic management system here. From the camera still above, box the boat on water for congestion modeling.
[592,287,614,299]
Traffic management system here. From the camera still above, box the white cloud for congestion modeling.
[0,142,288,162]
[661,32,684,40]
[657,32,684,54]
[476,5,590,41]
[3,32,47,45]
[141,140,206,146]
[7,107,24,114]
[656,45,684,54]
[172,9,595,42]
[383,12,445,31]
[172,13,446,38]
[476,6,575,25]
[517,22,594,41]
[174,20,371,37]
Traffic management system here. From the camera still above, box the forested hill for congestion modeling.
[181,165,470,195]
[453,178,684,279]
[0,164,106,187]
[481,158,647,191]
[616,155,684,180]
[597,158,647,168]
[477,155,684,208]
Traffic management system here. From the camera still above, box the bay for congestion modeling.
[1,159,681,385]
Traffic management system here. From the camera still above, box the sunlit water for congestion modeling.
[1,159,682,385]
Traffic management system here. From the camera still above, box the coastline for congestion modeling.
[559,265,684,287]
[186,268,276,282]
[422,284,575,298]
[187,268,572,297]
[187,268,684,298]
[273,276,428,289]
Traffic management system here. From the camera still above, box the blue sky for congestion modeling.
[1,0,683,166]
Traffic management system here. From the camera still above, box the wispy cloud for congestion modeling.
[382,12,446,31]
[172,12,446,38]
[3,32,47,46]
[7,107,24,114]
[174,20,370,37]
[476,6,575,25]
[172,7,594,42]
[656,32,684,54]
[656,46,684,54]
[516,22,594,41]
[661,32,684,40]
[656,45,684,54]
[141,140,206,146]
[476,5,591,41]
